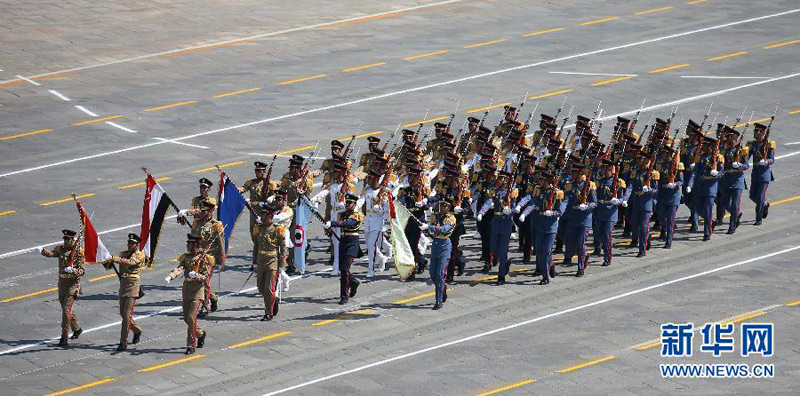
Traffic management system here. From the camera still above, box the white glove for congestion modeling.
[420,224,429,231]
[454,206,463,213]
[710,169,719,177]
[188,271,198,279]
[642,186,650,193]
[544,210,554,217]
[621,201,628,207]
[610,198,620,205]
[468,197,473,204]
[255,217,263,225]
[422,198,428,206]
[62,266,74,274]
[686,186,692,193]
[667,182,676,189]
[502,206,512,215]
[520,214,526,222]
[372,204,381,212]
[179,209,189,216]
[514,205,522,213]
[335,201,345,210]
[477,214,483,222]
[323,221,332,229]
[415,200,425,208]
[578,203,588,211]
[165,276,172,283]
[732,162,740,169]
[759,159,768,166]
[38,246,45,253]
[689,163,696,170]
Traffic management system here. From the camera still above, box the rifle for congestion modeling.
[667,125,683,183]
[413,109,430,144]
[553,97,567,121]
[697,102,714,132]
[445,100,461,130]
[579,134,598,204]
[522,101,540,134]
[514,91,529,122]
[300,195,340,241]
[735,111,754,156]
[628,98,647,133]
[761,103,779,160]
[340,143,360,203]
[383,123,402,152]
[555,105,575,140]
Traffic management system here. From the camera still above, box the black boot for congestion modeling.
[185,347,195,355]
[549,266,557,278]
[197,332,206,348]
[602,260,610,266]
[663,242,671,249]
[689,224,698,232]
[116,344,127,352]
[338,297,348,305]
[726,227,735,235]
[445,274,454,284]
[210,300,218,312]
[261,313,273,321]
[132,332,141,345]
[763,202,770,218]
[703,235,710,241]
[349,281,360,298]
[443,286,448,303]
[754,219,763,226]
[58,337,68,348]
[497,276,505,285]
[70,328,82,340]
[539,278,550,285]
[576,268,584,277]
[432,302,442,310]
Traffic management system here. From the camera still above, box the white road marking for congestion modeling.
[784,142,800,146]
[246,152,327,160]
[549,71,637,77]
[261,244,800,396]
[106,121,137,133]
[776,150,800,160]
[0,0,466,86]
[15,75,40,86]
[0,8,798,180]
[48,90,71,101]
[153,137,207,149]
[680,75,773,79]
[74,105,98,117]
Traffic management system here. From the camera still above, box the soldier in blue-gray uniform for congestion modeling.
[656,146,684,249]
[687,133,724,241]
[594,159,630,266]
[423,197,456,310]
[745,123,776,226]
[719,126,749,234]
[529,172,566,285]
[324,193,364,305]
[630,152,659,257]
[680,121,703,232]
[477,171,517,285]
[563,163,597,277]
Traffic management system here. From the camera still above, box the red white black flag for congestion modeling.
[140,174,175,265]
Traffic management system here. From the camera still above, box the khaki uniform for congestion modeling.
[189,195,215,228]
[241,178,275,243]
[104,250,146,346]
[44,245,85,339]
[192,219,225,308]
[257,223,286,315]
[169,253,213,347]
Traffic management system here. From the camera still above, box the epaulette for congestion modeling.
[533,185,542,196]
[213,221,224,233]
[179,253,189,262]
[740,146,750,156]
[651,170,660,180]
[589,181,596,190]
[555,190,565,200]
[205,254,216,266]
[619,179,627,189]
[677,162,685,171]
[769,140,777,149]
[275,225,286,235]
[351,212,365,221]
[510,188,519,199]
[717,154,725,163]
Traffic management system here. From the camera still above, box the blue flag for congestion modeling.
[217,174,247,252]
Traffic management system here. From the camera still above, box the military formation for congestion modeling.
[42,99,778,354]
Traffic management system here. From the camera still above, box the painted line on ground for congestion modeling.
[144,100,198,112]
[0,129,54,141]
[707,51,748,61]
[106,121,138,133]
[591,75,635,86]
[152,137,207,149]
[464,39,507,49]
[523,27,564,37]
[2,8,799,181]
[636,6,673,15]
[15,75,40,86]
[72,115,124,126]
[279,74,327,85]
[787,300,800,307]
[687,0,707,4]
[228,332,293,349]
[48,90,71,101]
[581,17,619,26]
[394,292,435,304]
[681,75,772,79]
[763,39,800,49]
[530,89,573,100]
[558,355,616,373]
[46,378,115,396]
[342,62,387,72]
[259,244,800,395]
[74,106,97,117]
[0,210,16,217]
[1,287,59,303]
[403,50,449,61]
[194,161,245,173]
[403,116,449,127]
[117,177,171,189]
[549,71,636,77]
[213,87,261,99]
[649,63,690,73]
[790,109,800,115]
[735,116,771,128]
[40,193,95,207]
[477,379,536,396]
[312,309,375,326]
[466,102,511,114]
[138,355,205,372]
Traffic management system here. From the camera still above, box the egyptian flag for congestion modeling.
[75,202,112,263]
[140,174,175,264]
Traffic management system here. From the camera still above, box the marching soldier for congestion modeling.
[531,172,566,285]
[178,178,216,227]
[324,193,364,304]
[681,122,702,231]
[477,170,516,284]
[630,153,659,257]
[422,197,456,309]
[281,155,314,274]
[720,128,748,234]
[256,205,286,321]
[656,147,684,248]
[563,164,596,276]
[191,199,225,316]
[363,169,391,278]
[41,229,85,348]
[239,161,273,264]
[593,160,629,266]
[102,233,146,351]
[398,166,430,276]
[166,234,212,355]
[688,134,723,241]
[746,123,775,225]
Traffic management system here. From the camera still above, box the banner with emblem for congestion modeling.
[293,196,312,274]
[387,196,416,281]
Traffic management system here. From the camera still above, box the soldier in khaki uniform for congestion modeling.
[239,161,274,263]
[102,233,146,351]
[256,206,287,321]
[166,233,212,355]
[191,199,225,316]
[281,155,312,274]
[178,178,216,227]
[41,229,85,348]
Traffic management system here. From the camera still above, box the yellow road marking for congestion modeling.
[343,62,387,72]
[636,340,661,351]
[228,331,292,349]
[0,210,16,216]
[789,109,800,115]
[193,161,244,173]
[464,39,507,49]
[466,102,511,114]
[636,6,673,15]
[723,311,767,325]
[279,74,327,85]
[787,299,800,307]
[686,0,707,4]
[403,50,449,61]
[558,355,616,373]
[275,145,316,156]
[88,274,117,282]
[324,10,405,28]
[212,87,261,99]
[1,287,59,303]
[734,116,771,128]
[41,193,95,207]
[46,378,116,396]
[144,100,198,112]
[591,76,635,86]
[477,379,536,396]
[524,27,564,37]
[763,39,800,49]
[649,63,690,74]
[707,51,748,61]
[395,292,435,304]
[139,354,205,372]
[0,128,54,141]
[347,131,384,140]
[771,195,800,205]
[312,309,374,326]
[581,17,619,26]
[117,177,171,189]
[530,89,573,100]
[72,115,124,126]
[403,116,449,127]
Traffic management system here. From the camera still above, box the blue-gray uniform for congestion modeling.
[681,142,700,228]
[593,175,630,264]
[478,184,517,282]
[745,138,775,223]
[330,208,364,301]
[720,144,749,231]
[656,155,684,247]
[687,148,723,239]
[532,185,566,283]
[564,177,597,272]
[630,166,659,256]
[427,212,456,305]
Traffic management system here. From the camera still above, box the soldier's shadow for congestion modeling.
[127,346,189,355]
[78,292,118,301]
